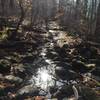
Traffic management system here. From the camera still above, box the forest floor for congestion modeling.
[0,21,100,100]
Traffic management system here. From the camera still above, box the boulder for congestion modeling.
[54,46,67,57]
[11,64,27,79]
[5,75,23,84]
[91,67,100,81]
[53,85,74,99]
[72,60,95,73]
[79,86,100,100]
[16,85,39,99]
[0,59,11,74]
[55,67,79,80]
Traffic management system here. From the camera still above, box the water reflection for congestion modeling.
[30,67,55,90]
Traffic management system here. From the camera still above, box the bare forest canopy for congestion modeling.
[0,0,100,41]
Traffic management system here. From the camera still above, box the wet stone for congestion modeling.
[55,62,72,69]
[21,55,35,63]
[53,85,74,99]
[79,86,100,100]
[72,60,95,73]
[4,75,23,84]
[55,67,79,80]
[92,67,100,77]
[0,60,11,74]
[10,64,28,79]
[16,85,39,99]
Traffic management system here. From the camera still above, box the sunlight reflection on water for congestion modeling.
[30,67,55,90]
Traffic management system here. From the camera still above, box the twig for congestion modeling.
[72,85,79,100]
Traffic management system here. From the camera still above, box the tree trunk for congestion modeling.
[1,0,5,16]
[95,2,100,36]
[16,0,24,32]
[9,0,25,40]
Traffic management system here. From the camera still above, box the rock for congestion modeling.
[79,86,100,100]
[89,59,100,65]
[16,85,39,99]
[21,55,35,63]
[72,60,95,73]
[0,60,11,74]
[11,63,34,78]
[5,75,23,84]
[11,64,25,72]
[63,44,69,49]
[73,56,86,62]
[55,67,67,79]
[55,62,72,69]
[53,85,74,99]
[54,46,67,57]
[0,50,9,58]
[46,52,57,59]
[49,86,58,95]
[77,43,98,59]
[91,67,100,79]
[11,64,27,79]
[55,67,80,80]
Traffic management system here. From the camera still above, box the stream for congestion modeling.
[29,29,66,96]
[1,21,99,100]
[24,22,72,98]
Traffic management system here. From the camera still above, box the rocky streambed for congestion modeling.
[0,22,100,100]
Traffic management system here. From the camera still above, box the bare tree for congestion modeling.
[15,0,25,32]
[95,1,100,40]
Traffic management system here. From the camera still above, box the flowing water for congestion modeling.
[28,28,67,95]
[24,22,75,99]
